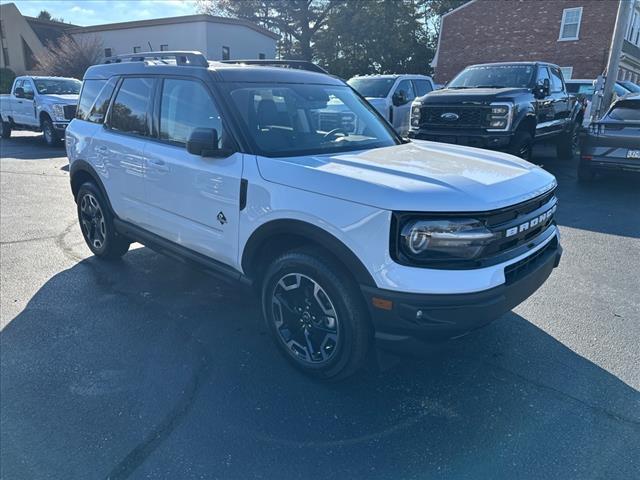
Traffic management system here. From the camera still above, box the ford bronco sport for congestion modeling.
[66,52,562,380]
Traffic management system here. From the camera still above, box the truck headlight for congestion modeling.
[410,104,421,127]
[399,218,495,263]
[487,103,512,130]
[51,104,66,121]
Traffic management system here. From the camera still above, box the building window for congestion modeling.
[160,44,169,51]
[559,66,573,80]
[133,46,141,53]
[2,48,9,66]
[559,7,582,41]
[222,46,230,60]
[104,48,112,58]
[258,53,266,59]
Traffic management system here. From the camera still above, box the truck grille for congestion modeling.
[418,105,489,129]
[63,105,77,120]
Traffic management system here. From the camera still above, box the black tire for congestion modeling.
[1,117,11,139]
[76,182,130,260]
[508,130,533,161]
[261,247,372,381]
[41,116,61,147]
[557,122,579,160]
[577,160,595,183]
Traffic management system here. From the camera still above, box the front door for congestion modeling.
[14,79,37,126]
[391,79,416,136]
[534,66,555,137]
[144,77,243,268]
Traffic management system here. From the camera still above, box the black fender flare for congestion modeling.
[513,106,537,135]
[69,160,114,212]
[241,219,377,287]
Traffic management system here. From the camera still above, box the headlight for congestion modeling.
[487,103,512,130]
[399,218,495,263]
[410,105,421,127]
[51,104,66,121]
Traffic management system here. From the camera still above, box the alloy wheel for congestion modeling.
[271,273,340,364]
[79,193,107,251]
[43,122,53,144]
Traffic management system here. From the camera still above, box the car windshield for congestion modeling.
[34,78,81,95]
[448,65,535,89]
[347,77,396,98]
[608,100,640,121]
[225,82,398,157]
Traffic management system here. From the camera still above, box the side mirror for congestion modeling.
[535,79,550,98]
[14,87,24,98]
[187,128,219,157]
[24,90,34,100]
[392,90,408,106]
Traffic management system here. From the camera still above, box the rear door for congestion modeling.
[96,76,154,224]
[548,66,570,133]
[412,79,433,98]
[143,77,243,267]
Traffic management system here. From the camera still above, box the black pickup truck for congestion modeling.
[408,62,583,160]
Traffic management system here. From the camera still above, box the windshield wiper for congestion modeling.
[475,85,506,89]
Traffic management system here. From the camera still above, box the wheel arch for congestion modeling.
[241,219,377,288]
[69,160,114,212]
[39,110,52,125]
[515,113,536,137]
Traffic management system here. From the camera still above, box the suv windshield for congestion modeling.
[347,77,396,98]
[225,82,398,157]
[34,78,82,95]
[448,65,535,89]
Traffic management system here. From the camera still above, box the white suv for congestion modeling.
[66,52,562,380]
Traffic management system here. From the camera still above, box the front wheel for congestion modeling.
[1,118,11,139]
[42,117,61,147]
[508,131,533,161]
[261,248,372,380]
[76,182,130,260]
[557,122,579,160]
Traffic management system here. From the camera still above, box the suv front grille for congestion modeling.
[63,105,77,120]
[418,105,489,129]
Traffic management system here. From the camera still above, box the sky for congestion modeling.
[1,0,200,26]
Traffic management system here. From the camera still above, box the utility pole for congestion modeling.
[600,0,634,114]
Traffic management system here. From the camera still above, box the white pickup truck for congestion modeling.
[0,76,81,146]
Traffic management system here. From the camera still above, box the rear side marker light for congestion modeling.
[372,297,393,311]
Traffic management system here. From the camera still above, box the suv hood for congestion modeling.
[421,87,530,105]
[41,94,78,104]
[256,141,556,212]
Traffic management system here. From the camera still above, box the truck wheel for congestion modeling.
[76,182,130,260]
[42,117,61,147]
[557,122,579,160]
[1,118,11,139]
[509,131,533,161]
[261,247,372,381]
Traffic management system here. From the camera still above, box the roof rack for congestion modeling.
[106,51,209,67]
[220,59,328,74]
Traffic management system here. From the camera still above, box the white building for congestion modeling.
[67,14,278,62]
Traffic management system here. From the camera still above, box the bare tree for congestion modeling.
[34,34,103,79]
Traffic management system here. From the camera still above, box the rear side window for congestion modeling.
[77,80,105,121]
[413,80,433,97]
[159,78,223,146]
[109,77,153,136]
[88,78,117,123]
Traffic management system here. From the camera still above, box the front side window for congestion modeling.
[34,78,81,95]
[159,78,223,147]
[559,7,582,41]
[21,79,34,97]
[536,65,550,85]
[347,77,396,98]
[449,65,535,89]
[109,77,153,136]
[394,80,416,103]
[225,82,398,157]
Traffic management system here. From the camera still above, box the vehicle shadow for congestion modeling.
[533,143,640,239]
[2,247,639,479]
[0,135,65,160]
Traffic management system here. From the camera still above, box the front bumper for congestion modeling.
[53,121,69,133]
[408,128,513,150]
[361,236,562,351]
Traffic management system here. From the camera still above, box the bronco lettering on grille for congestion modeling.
[505,205,557,238]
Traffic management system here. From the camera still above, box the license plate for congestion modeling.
[627,149,640,159]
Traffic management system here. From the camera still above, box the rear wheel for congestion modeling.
[1,117,11,139]
[42,117,61,146]
[76,182,130,260]
[509,130,533,161]
[557,122,579,160]
[261,248,372,381]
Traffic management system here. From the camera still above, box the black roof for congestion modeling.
[24,17,77,46]
[469,61,556,68]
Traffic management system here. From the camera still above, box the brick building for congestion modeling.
[432,0,640,83]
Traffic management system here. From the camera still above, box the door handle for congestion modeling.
[148,158,169,172]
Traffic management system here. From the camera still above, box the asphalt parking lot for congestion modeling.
[1,131,639,479]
